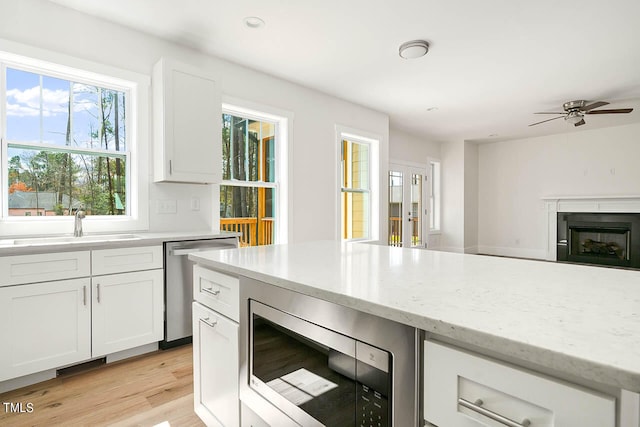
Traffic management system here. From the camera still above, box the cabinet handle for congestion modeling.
[97,283,101,303]
[200,317,218,328]
[203,287,221,296]
[169,160,172,175]
[458,398,531,427]
[83,285,87,306]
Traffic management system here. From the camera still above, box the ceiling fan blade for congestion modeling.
[582,101,609,111]
[528,116,564,126]
[574,119,586,127]
[534,112,564,115]
[586,108,634,114]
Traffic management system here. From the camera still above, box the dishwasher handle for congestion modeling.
[170,246,225,256]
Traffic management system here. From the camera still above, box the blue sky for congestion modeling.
[5,67,126,151]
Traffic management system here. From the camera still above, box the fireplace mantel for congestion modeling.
[543,196,640,261]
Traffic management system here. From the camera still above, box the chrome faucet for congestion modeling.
[74,207,86,237]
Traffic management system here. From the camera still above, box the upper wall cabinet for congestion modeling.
[153,58,221,184]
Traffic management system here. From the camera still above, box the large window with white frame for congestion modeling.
[0,48,148,234]
[220,103,288,247]
[340,129,379,241]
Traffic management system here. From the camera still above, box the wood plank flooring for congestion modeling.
[0,344,205,427]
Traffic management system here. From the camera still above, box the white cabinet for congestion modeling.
[91,270,164,357]
[153,57,222,184]
[0,278,91,382]
[424,340,616,427]
[193,267,240,427]
[193,301,239,427]
[0,245,164,386]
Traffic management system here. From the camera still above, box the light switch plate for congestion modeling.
[157,199,177,214]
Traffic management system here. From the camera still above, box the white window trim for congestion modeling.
[336,124,380,242]
[221,96,292,245]
[428,157,441,234]
[0,38,150,236]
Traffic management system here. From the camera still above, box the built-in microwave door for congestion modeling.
[249,300,357,426]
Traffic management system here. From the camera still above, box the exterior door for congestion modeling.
[388,164,427,248]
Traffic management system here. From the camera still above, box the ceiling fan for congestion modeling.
[529,100,633,127]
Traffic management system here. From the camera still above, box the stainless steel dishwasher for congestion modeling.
[161,237,238,348]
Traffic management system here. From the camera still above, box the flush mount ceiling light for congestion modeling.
[564,111,584,125]
[399,40,430,59]
[243,16,265,29]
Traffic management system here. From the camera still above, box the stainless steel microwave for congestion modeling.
[239,277,420,426]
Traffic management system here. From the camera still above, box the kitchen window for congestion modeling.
[0,46,150,235]
[220,102,289,247]
[339,128,379,242]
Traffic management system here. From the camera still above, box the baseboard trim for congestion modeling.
[477,245,546,260]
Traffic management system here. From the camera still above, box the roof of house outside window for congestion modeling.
[8,191,82,211]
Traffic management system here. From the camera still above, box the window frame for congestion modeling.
[337,125,380,242]
[428,158,441,234]
[220,98,291,245]
[0,41,150,236]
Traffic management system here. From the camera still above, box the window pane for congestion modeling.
[6,68,41,142]
[342,191,369,240]
[72,83,100,149]
[7,146,126,216]
[388,170,403,246]
[342,140,369,190]
[223,114,276,183]
[220,185,275,246]
[231,116,247,180]
[41,75,70,146]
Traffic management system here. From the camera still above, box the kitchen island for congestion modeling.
[189,240,640,426]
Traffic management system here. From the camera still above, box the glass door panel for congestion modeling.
[388,165,427,248]
[388,170,403,246]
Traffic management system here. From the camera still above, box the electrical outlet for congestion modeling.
[157,200,177,214]
[191,197,200,211]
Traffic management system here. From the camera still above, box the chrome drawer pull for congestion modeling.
[203,287,221,296]
[458,397,531,427]
[200,317,218,328]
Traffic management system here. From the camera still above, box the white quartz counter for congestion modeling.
[189,240,640,393]
[0,230,239,256]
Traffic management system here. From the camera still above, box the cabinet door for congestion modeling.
[0,279,91,381]
[193,302,239,427]
[153,57,222,184]
[92,270,163,357]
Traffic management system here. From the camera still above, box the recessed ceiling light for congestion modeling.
[243,16,265,29]
[426,107,438,112]
[399,40,430,59]
[488,134,499,137]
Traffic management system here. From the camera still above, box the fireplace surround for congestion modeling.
[557,212,640,269]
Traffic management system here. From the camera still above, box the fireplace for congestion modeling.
[557,213,640,269]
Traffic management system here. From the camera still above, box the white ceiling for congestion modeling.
[49,0,640,143]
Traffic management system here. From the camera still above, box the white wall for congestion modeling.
[477,123,640,259]
[0,0,389,243]
[440,140,465,252]
[389,128,440,163]
[463,142,478,253]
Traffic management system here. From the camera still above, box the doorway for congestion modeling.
[388,163,428,248]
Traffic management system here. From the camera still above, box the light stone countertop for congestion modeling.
[0,230,240,256]
[189,240,640,392]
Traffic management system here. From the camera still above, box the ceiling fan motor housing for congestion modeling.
[563,100,587,112]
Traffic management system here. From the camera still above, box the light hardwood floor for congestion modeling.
[0,344,205,427]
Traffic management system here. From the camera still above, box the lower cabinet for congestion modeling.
[92,270,164,357]
[0,278,91,382]
[192,301,239,427]
[424,340,616,427]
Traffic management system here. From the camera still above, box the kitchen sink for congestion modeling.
[0,234,142,246]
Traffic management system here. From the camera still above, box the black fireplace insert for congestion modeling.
[557,212,640,269]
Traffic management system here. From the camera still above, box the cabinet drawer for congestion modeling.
[0,251,90,286]
[424,340,616,427]
[193,265,239,322]
[92,245,162,276]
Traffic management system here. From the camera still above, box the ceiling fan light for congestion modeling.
[399,40,429,59]
[565,111,584,125]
